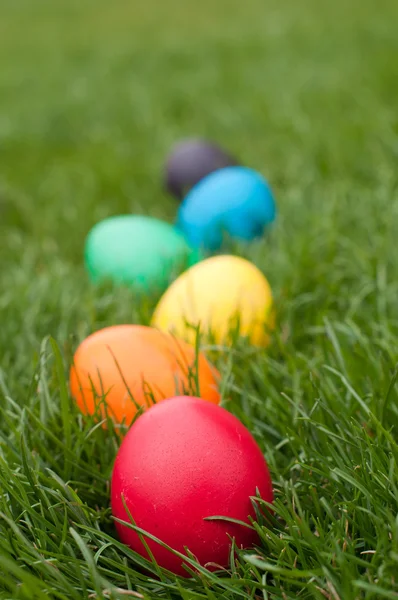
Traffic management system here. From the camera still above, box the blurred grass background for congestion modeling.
[2,0,397,240]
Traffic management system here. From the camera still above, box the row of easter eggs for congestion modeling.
[72,139,277,575]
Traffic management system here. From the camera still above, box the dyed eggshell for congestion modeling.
[69,325,220,427]
[111,395,273,576]
[165,138,239,201]
[151,255,274,347]
[84,215,199,293]
[177,166,276,251]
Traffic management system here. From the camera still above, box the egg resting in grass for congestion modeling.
[69,325,220,428]
[84,215,199,294]
[151,255,274,347]
[111,395,273,576]
[176,166,276,251]
[164,138,239,201]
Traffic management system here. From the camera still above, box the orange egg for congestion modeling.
[69,324,220,428]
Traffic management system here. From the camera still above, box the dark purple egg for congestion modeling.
[164,138,239,200]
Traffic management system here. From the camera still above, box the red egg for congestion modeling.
[111,396,273,576]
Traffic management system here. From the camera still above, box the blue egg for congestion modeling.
[176,166,276,251]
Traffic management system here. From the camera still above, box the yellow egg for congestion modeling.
[151,255,274,346]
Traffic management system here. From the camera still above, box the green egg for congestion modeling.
[84,215,200,294]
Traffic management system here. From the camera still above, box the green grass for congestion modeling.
[1,0,398,597]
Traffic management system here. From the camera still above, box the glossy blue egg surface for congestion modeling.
[176,166,276,251]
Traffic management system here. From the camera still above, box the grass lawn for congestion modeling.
[1,0,398,597]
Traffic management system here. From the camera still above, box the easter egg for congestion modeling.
[69,325,220,428]
[111,395,273,576]
[176,166,276,251]
[165,138,239,201]
[151,255,274,346]
[84,215,199,293]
